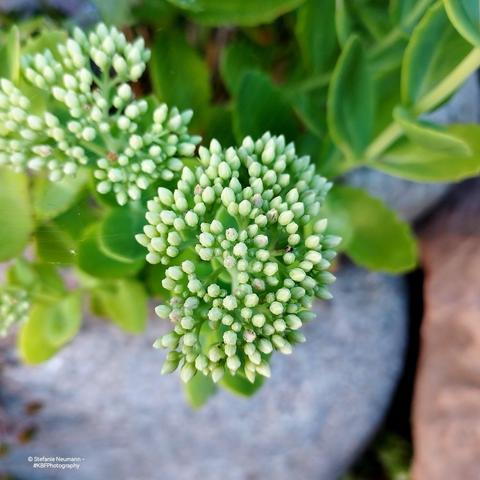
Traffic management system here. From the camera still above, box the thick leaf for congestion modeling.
[327,35,374,158]
[444,0,480,46]
[335,0,353,47]
[150,31,210,127]
[234,71,298,141]
[0,169,33,262]
[0,26,20,82]
[7,259,65,295]
[373,124,480,181]
[35,223,77,265]
[325,186,418,273]
[295,0,337,74]
[220,371,265,397]
[401,2,472,108]
[390,0,435,32]
[220,40,267,95]
[90,0,132,26]
[77,225,145,279]
[184,373,217,408]
[290,89,328,138]
[91,279,148,333]
[204,105,236,146]
[393,106,471,155]
[166,0,306,26]
[19,293,81,364]
[99,206,146,262]
[32,170,88,222]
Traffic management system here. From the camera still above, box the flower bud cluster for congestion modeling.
[0,23,200,205]
[137,133,340,384]
[0,288,29,337]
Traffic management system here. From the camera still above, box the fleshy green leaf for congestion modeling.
[324,186,418,273]
[393,106,472,155]
[220,371,265,397]
[0,168,33,262]
[165,0,306,26]
[220,40,267,95]
[184,373,217,408]
[327,35,374,158]
[401,1,472,108]
[90,0,132,26]
[7,259,65,295]
[91,279,148,333]
[0,26,20,82]
[444,0,480,47]
[234,71,298,141]
[32,170,88,222]
[19,293,82,364]
[77,225,145,279]
[204,105,236,146]
[295,0,338,74]
[150,31,210,128]
[99,205,147,263]
[390,0,435,33]
[373,124,480,181]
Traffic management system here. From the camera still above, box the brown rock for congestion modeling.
[413,178,480,480]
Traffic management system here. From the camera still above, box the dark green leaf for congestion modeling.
[324,185,418,273]
[184,373,217,408]
[401,2,472,108]
[150,31,210,128]
[166,0,306,26]
[0,168,33,262]
[91,279,148,333]
[18,293,81,364]
[220,40,267,95]
[220,371,265,397]
[444,0,480,47]
[234,71,298,141]
[32,170,88,222]
[77,225,145,279]
[295,0,337,74]
[204,105,236,146]
[393,106,471,155]
[390,0,435,32]
[373,124,480,181]
[35,223,77,265]
[99,205,147,263]
[327,36,375,159]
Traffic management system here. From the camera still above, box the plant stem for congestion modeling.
[365,123,403,161]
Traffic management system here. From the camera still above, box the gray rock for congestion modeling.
[0,264,407,480]
[346,74,480,221]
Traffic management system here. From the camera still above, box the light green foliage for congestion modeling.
[138,133,338,385]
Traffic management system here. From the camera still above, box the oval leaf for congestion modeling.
[166,0,306,26]
[234,71,298,141]
[0,168,33,262]
[77,225,145,279]
[295,0,338,74]
[150,31,210,127]
[327,35,375,158]
[32,170,88,222]
[220,371,265,397]
[393,106,472,155]
[373,124,480,181]
[184,373,217,408]
[444,0,480,47]
[401,2,472,108]
[325,186,418,273]
[90,279,148,334]
[99,206,147,262]
[19,293,81,364]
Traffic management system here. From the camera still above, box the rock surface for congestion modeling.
[1,264,407,480]
[412,178,480,480]
[346,74,480,222]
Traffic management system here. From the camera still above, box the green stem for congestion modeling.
[364,123,403,161]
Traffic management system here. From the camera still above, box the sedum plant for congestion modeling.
[0,0,479,406]
[137,134,338,383]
